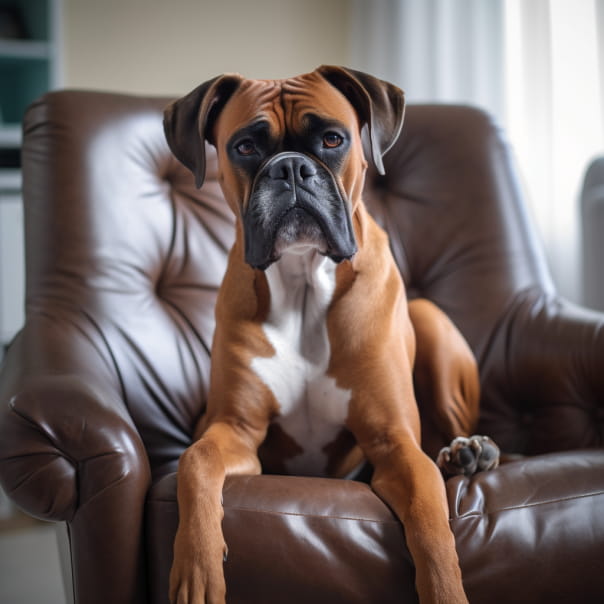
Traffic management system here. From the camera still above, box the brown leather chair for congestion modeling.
[1,90,603,604]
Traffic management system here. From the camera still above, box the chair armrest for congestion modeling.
[0,338,152,603]
[147,472,418,604]
[147,452,604,603]
[481,290,604,453]
[0,370,150,522]
[0,311,151,521]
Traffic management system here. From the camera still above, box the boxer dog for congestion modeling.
[163,65,499,604]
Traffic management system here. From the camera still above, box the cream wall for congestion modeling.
[62,0,351,95]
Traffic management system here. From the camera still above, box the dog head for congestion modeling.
[164,66,404,270]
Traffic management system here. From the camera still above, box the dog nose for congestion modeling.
[268,154,317,183]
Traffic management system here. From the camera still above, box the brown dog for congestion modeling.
[163,65,498,604]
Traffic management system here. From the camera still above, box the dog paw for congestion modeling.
[437,435,500,478]
[169,527,228,604]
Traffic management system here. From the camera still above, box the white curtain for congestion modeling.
[349,0,604,303]
[350,0,506,121]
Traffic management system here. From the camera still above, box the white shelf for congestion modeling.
[0,126,22,148]
[0,193,25,345]
[0,39,51,60]
[0,169,21,192]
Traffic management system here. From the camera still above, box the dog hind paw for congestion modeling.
[437,435,500,478]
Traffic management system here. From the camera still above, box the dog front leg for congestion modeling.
[169,420,263,604]
[369,437,468,604]
[347,372,468,604]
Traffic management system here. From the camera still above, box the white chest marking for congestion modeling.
[250,248,352,474]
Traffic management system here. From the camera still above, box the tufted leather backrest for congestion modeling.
[21,91,233,476]
[369,105,553,356]
[18,91,596,480]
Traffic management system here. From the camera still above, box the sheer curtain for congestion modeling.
[349,0,604,302]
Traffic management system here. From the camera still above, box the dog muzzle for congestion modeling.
[242,152,358,270]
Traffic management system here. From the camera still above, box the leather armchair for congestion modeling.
[1,90,603,604]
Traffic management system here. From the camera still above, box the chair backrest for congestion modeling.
[20,92,553,475]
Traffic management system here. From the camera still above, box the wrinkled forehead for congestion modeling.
[213,72,360,143]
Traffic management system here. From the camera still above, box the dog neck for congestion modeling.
[261,247,336,361]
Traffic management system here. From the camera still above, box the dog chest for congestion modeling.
[250,249,352,474]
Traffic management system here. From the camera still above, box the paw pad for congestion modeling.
[437,435,500,478]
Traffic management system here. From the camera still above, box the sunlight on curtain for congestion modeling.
[504,0,604,301]
[349,0,604,302]
[350,0,505,122]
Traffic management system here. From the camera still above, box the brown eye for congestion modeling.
[236,140,256,156]
[323,132,343,148]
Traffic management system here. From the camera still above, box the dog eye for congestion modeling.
[322,132,343,148]
[236,140,256,156]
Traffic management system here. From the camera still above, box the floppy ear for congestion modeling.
[163,74,243,188]
[316,65,405,175]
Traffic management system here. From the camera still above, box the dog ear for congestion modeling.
[317,65,405,175]
[163,74,243,188]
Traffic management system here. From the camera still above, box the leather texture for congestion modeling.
[0,90,603,603]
